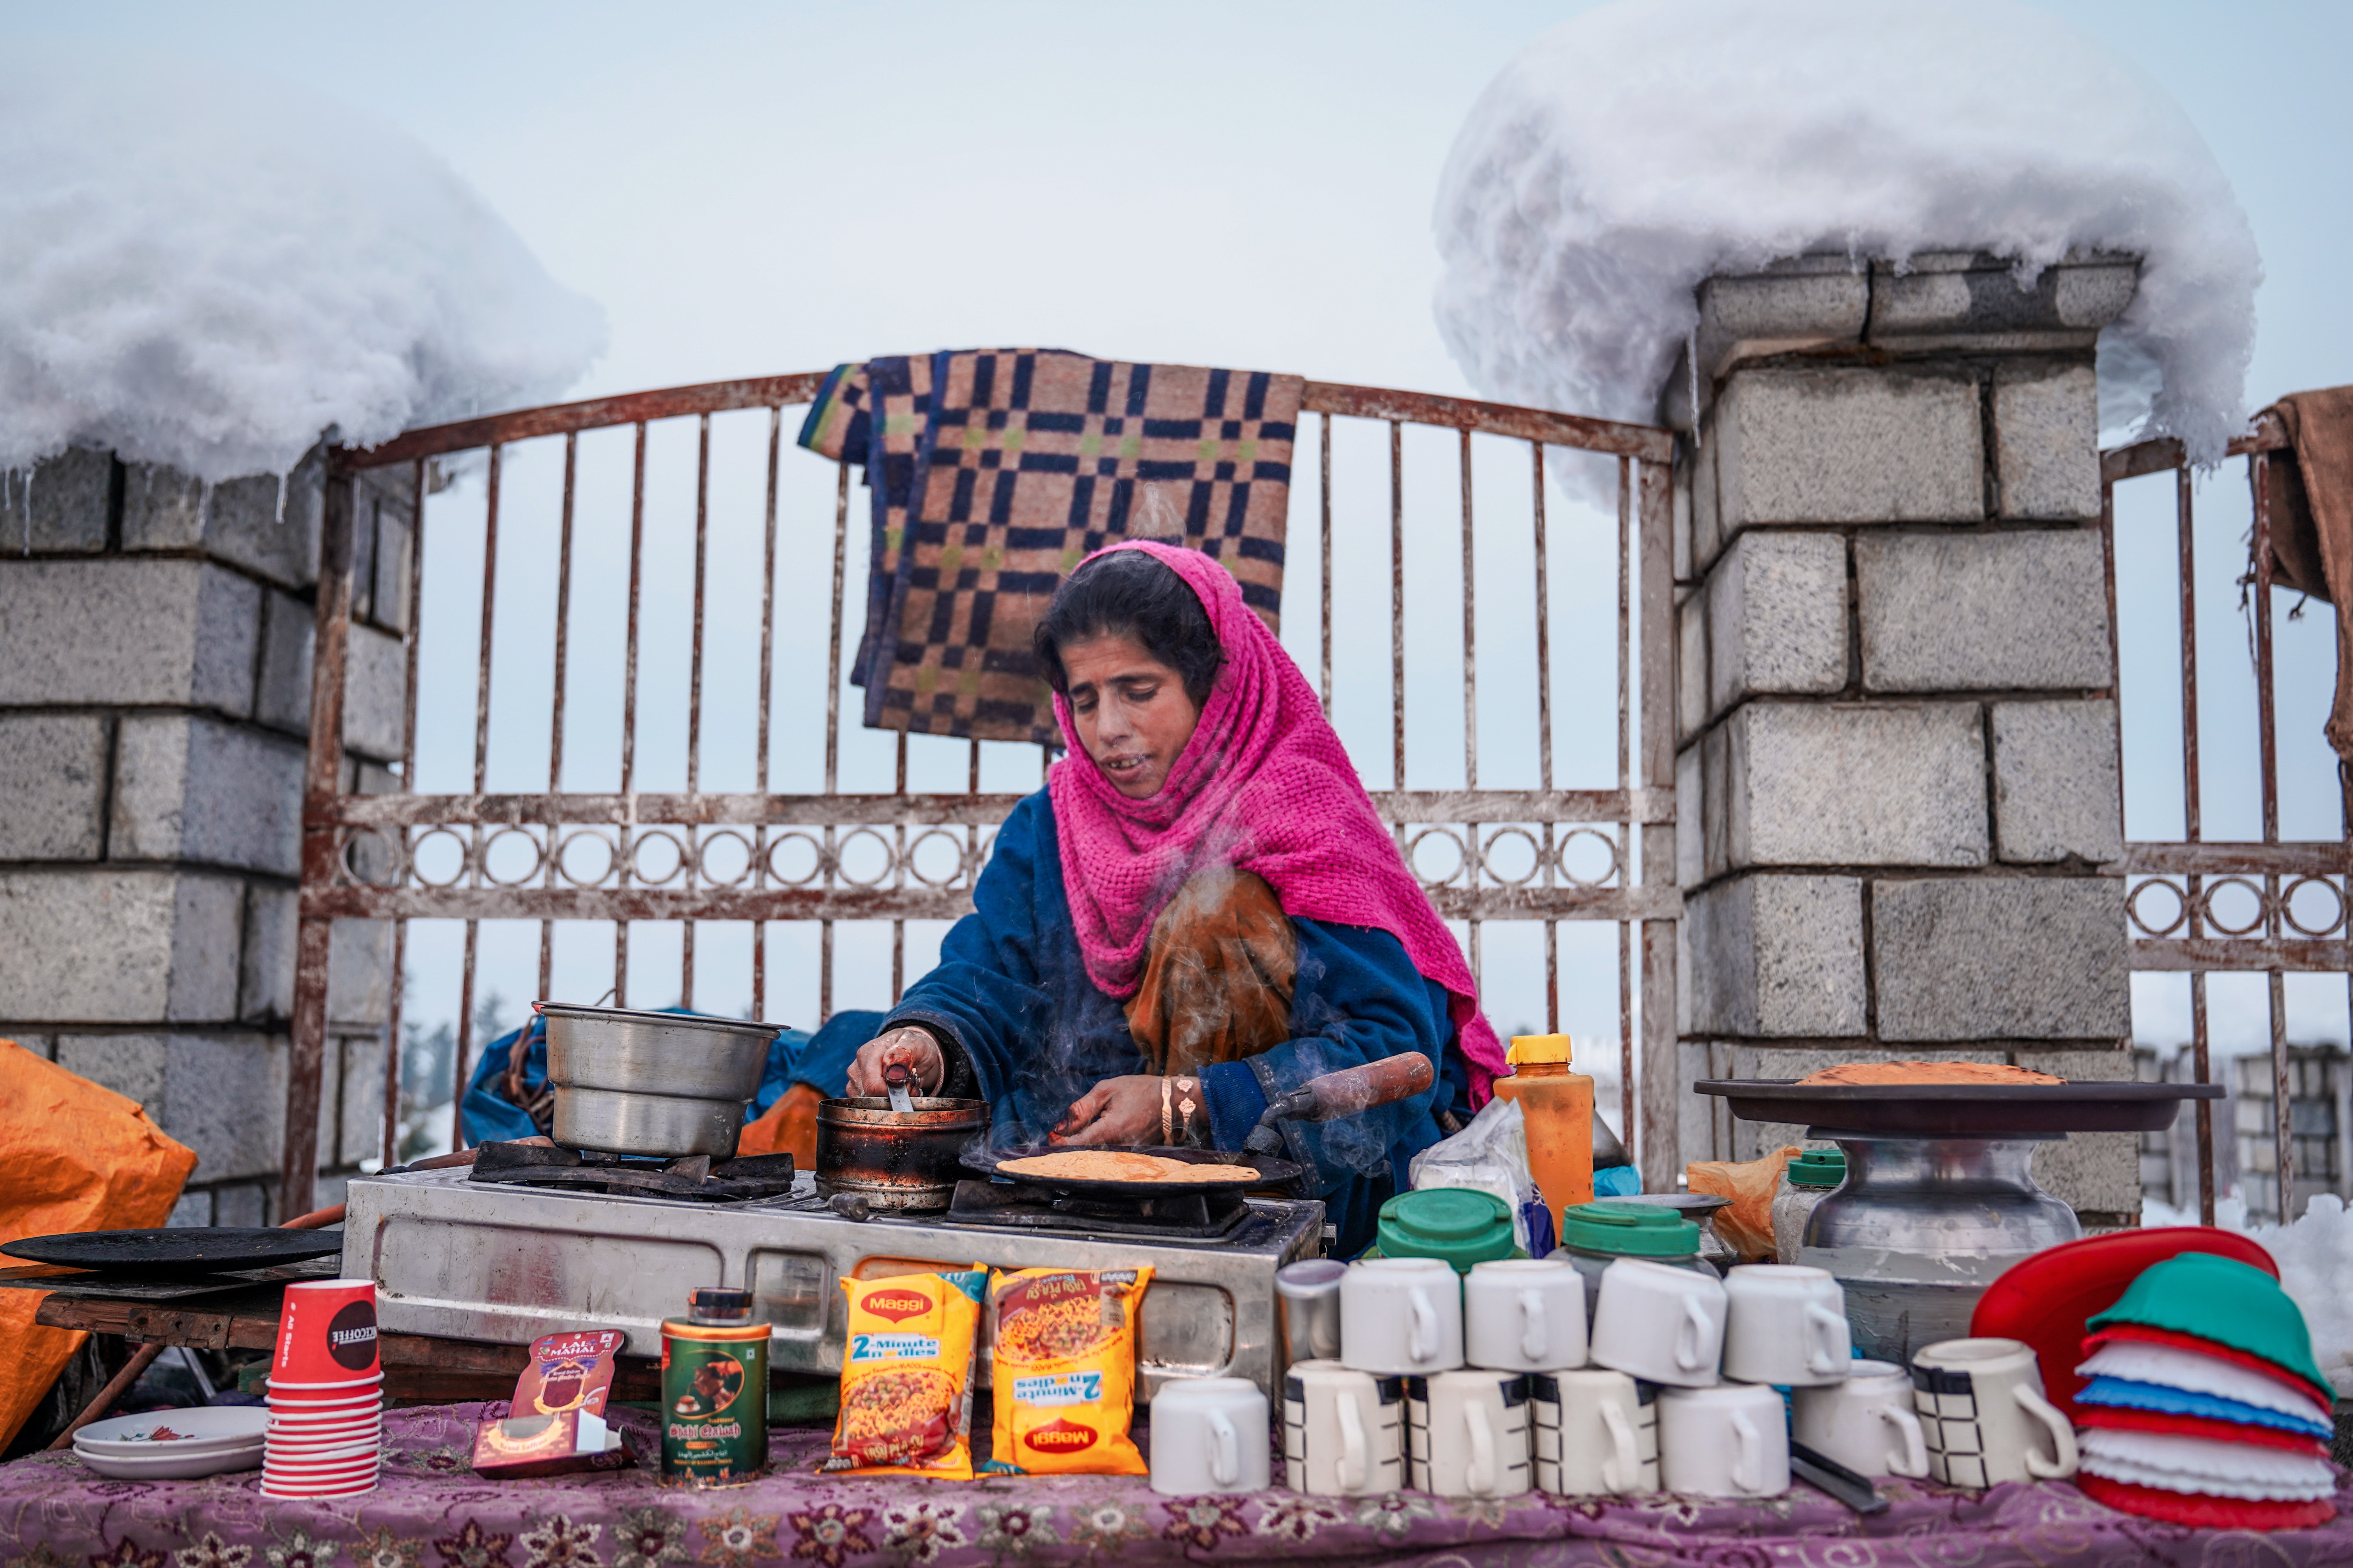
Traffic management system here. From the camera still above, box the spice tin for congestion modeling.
[660,1318,771,1485]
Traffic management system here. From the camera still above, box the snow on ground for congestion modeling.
[1435,0,2261,463]
[0,47,604,485]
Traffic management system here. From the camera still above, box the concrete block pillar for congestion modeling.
[0,448,409,1223]
[1668,251,2140,1226]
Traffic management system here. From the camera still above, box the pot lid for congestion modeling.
[1377,1188,1515,1271]
[1562,1199,1699,1256]
[1788,1149,1848,1187]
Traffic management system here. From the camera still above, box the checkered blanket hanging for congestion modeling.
[799,348,1302,744]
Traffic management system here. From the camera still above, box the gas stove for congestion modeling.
[341,1166,1322,1399]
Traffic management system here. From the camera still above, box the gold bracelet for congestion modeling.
[1161,1076,1175,1144]
[1175,1077,1199,1145]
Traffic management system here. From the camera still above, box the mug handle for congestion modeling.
[1878,1403,1929,1479]
[1465,1397,1496,1496]
[1673,1294,1712,1372]
[1598,1401,1639,1493]
[1730,1411,1761,1493]
[1803,1303,1846,1376]
[2013,1384,2079,1479]
[1519,1288,1547,1362]
[1336,1390,1368,1492]
[1208,1410,1240,1488]
[1409,1288,1439,1364]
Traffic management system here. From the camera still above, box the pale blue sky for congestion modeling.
[14,1,2348,1105]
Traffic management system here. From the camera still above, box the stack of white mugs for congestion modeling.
[1279,1255,1930,1500]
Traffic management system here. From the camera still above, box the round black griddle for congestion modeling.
[0,1227,345,1276]
[1691,1079,2225,1137]
[965,1145,1304,1199]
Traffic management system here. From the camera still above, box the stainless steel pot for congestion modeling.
[538,1002,780,1158]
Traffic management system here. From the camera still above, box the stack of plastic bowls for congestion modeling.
[263,1279,383,1497]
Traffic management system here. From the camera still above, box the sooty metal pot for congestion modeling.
[815,1095,991,1211]
[539,1002,781,1159]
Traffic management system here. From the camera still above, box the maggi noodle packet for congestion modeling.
[982,1265,1152,1476]
[822,1268,985,1480]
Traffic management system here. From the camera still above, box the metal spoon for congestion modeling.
[883,1062,916,1116]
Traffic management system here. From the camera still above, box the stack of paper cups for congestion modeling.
[263,1279,383,1497]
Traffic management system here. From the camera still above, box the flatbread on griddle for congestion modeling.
[1796,1060,2065,1087]
[999,1150,1258,1183]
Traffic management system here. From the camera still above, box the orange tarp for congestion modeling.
[0,1040,197,1449]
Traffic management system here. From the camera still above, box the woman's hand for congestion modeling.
[844,1027,945,1098]
[1051,1075,1168,1146]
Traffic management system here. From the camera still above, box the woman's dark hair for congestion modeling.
[1033,549,1224,705]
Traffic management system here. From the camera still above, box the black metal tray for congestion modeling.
[0,1227,344,1275]
[1692,1079,2224,1136]
[965,1145,1304,1198]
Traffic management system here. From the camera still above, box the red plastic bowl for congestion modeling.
[1970,1226,2277,1419]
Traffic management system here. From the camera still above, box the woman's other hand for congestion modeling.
[1051,1075,1167,1145]
[844,1027,944,1098]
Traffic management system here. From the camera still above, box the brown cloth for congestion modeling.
[2257,386,2353,765]
[737,1081,824,1167]
[1123,867,1297,1077]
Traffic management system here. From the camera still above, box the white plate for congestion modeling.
[74,1408,271,1455]
[75,1444,264,1480]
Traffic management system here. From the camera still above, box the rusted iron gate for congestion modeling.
[278,374,1679,1215]
[2104,417,2353,1224]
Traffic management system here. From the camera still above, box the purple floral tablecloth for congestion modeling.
[5,1403,2350,1568]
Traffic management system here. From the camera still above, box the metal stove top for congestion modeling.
[341,1166,1322,1399]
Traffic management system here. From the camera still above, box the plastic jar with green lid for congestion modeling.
[1550,1199,1715,1319]
[1772,1149,1849,1264]
[1373,1187,1517,1272]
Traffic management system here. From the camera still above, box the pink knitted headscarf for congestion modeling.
[1046,540,1507,1105]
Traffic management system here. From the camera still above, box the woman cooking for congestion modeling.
[844,539,1508,1255]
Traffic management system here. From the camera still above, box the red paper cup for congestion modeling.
[261,1476,378,1498]
[268,1396,381,1418]
[268,1432,380,1452]
[269,1407,379,1424]
[268,1408,380,1427]
[266,1448,379,1476]
[265,1462,379,1482]
[264,1378,383,1402]
[262,1470,379,1493]
[273,1280,379,1382]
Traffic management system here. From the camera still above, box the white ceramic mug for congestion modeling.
[1791,1359,1928,1479]
[1910,1338,2078,1488]
[1721,1264,1850,1387]
[1588,1258,1725,1387]
[1407,1369,1532,1499]
[1282,1359,1405,1496]
[1339,1258,1463,1376]
[1530,1368,1657,1494]
[1465,1258,1587,1373]
[1148,1377,1272,1496]
[1658,1383,1790,1497]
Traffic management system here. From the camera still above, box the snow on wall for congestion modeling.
[1434,0,2261,463]
[0,48,605,486]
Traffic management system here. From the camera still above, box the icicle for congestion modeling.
[196,479,211,539]
[21,464,34,556]
[1686,325,1701,434]
[274,470,288,526]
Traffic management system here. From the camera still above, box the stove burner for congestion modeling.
[466,1141,797,1202]
[943,1179,1253,1240]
